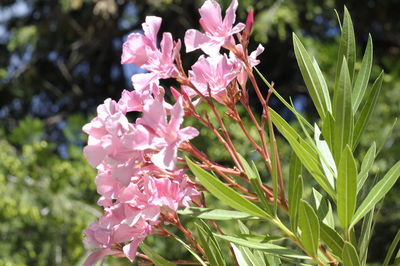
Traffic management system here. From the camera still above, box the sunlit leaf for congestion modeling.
[289,152,303,231]
[342,241,360,266]
[293,33,331,119]
[358,208,375,264]
[353,71,383,148]
[312,189,334,228]
[214,234,311,260]
[351,161,400,228]
[314,125,336,188]
[269,108,335,199]
[186,157,271,219]
[140,243,176,266]
[357,142,376,193]
[298,200,320,255]
[238,154,271,213]
[333,58,353,163]
[178,207,260,220]
[337,146,357,229]
[320,223,344,258]
[352,35,373,113]
[195,220,226,266]
[336,6,356,82]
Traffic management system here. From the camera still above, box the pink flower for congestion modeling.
[137,98,199,170]
[185,0,245,55]
[122,16,178,80]
[188,54,239,103]
[83,171,199,265]
[230,43,264,86]
[121,16,161,66]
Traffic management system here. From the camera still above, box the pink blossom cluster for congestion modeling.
[83,0,264,264]
[82,93,200,264]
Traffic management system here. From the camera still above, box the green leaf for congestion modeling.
[186,157,271,219]
[171,233,207,266]
[333,57,354,163]
[394,249,400,266]
[337,146,358,228]
[293,33,331,119]
[254,67,313,131]
[377,118,398,155]
[351,161,400,227]
[234,223,270,266]
[140,243,176,266]
[358,208,375,265]
[352,35,373,113]
[334,9,342,31]
[195,220,226,266]
[289,153,303,231]
[336,6,356,83]
[231,243,251,266]
[267,113,280,214]
[320,223,344,258]
[269,108,335,199]
[314,125,337,188]
[178,207,260,220]
[383,231,400,266]
[342,241,360,266]
[353,71,383,148]
[322,112,335,150]
[214,234,311,260]
[298,200,320,256]
[357,142,376,193]
[238,154,271,213]
[312,189,334,228]
[264,253,282,266]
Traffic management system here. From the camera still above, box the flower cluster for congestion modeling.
[83,0,264,264]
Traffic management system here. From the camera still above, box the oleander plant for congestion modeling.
[81,0,400,265]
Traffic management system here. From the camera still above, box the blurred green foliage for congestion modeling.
[0,117,99,265]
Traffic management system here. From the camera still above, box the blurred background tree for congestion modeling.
[0,0,398,265]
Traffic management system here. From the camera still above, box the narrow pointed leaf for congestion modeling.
[293,33,331,119]
[357,142,376,193]
[334,9,342,31]
[195,220,226,266]
[322,112,335,150]
[289,153,303,231]
[383,231,400,266]
[337,146,358,228]
[315,124,337,188]
[352,35,373,112]
[186,157,271,219]
[140,243,176,266]
[351,161,400,227]
[320,223,344,258]
[353,71,383,148]
[358,209,375,264]
[238,246,264,266]
[336,6,356,83]
[333,58,353,163]
[231,244,251,266]
[312,189,334,227]
[269,108,335,199]
[255,67,313,130]
[298,200,320,255]
[235,222,268,266]
[377,118,397,155]
[214,234,311,260]
[238,154,271,213]
[267,116,279,214]
[342,241,360,266]
[312,57,332,113]
[178,207,260,220]
[171,233,207,266]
